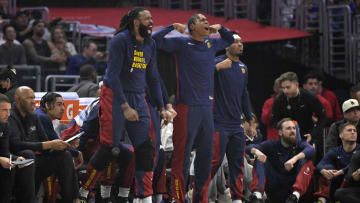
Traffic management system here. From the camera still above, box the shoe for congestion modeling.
[78,196,88,203]
[248,194,262,203]
[285,194,299,203]
[102,197,114,203]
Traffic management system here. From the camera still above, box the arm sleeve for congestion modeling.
[345,150,360,186]
[242,67,252,121]
[146,45,164,109]
[152,25,182,52]
[325,122,341,152]
[271,95,283,127]
[160,77,170,105]
[0,133,10,158]
[261,99,273,125]
[23,39,53,64]
[316,149,337,171]
[310,94,329,138]
[245,140,274,156]
[37,114,59,141]
[19,45,27,65]
[104,35,128,105]
[213,26,234,52]
[298,141,316,159]
[66,56,79,75]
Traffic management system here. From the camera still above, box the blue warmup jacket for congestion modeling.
[152,25,234,106]
[214,55,252,128]
[316,144,360,174]
[104,30,164,109]
[246,140,315,175]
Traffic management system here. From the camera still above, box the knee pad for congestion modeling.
[90,145,114,170]
[134,138,155,172]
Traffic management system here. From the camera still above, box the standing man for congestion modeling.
[210,32,254,203]
[272,72,328,143]
[78,7,170,203]
[0,93,35,203]
[152,14,234,202]
[247,118,315,203]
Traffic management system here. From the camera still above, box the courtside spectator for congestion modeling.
[67,64,99,97]
[66,40,103,75]
[23,20,66,74]
[350,83,360,104]
[303,73,333,121]
[51,25,77,72]
[10,11,31,43]
[0,24,26,65]
[261,77,281,140]
[326,99,360,152]
[318,75,342,121]
[0,65,18,103]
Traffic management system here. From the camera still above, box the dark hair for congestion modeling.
[350,83,360,94]
[339,122,356,133]
[0,65,16,85]
[231,31,239,36]
[32,19,45,28]
[117,7,148,36]
[51,25,66,42]
[276,117,294,130]
[82,40,95,51]
[80,64,96,81]
[0,93,10,104]
[279,72,298,85]
[303,72,319,85]
[15,10,29,19]
[31,10,43,20]
[2,24,15,35]
[187,14,201,35]
[40,92,62,109]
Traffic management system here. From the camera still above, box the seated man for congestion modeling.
[0,93,35,203]
[8,86,79,203]
[0,65,18,103]
[315,122,360,203]
[246,118,315,203]
[67,64,99,98]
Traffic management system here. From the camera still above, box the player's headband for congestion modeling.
[233,34,241,40]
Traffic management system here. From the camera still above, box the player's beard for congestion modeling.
[139,22,151,41]
[283,133,297,146]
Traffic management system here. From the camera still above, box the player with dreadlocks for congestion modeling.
[78,7,171,203]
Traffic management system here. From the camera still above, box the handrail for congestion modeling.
[45,75,103,92]
[20,7,50,24]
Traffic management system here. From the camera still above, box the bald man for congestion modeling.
[8,86,79,203]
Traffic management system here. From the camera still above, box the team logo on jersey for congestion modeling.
[207,42,211,48]
[303,166,311,175]
[241,67,246,74]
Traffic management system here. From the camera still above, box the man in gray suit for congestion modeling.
[67,64,99,97]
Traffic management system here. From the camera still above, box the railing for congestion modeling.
[352,15,360,83]
[0,65,41,92]
[20,7,50,24]
[45,75,103,92]
[323,5,352,82]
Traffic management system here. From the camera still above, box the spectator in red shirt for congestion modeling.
[261,77,282,140]
[318,75,342,121]
[303,73,333,121]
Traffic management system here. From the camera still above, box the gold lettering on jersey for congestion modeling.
[207,42,211,48]
[132,50,147,69]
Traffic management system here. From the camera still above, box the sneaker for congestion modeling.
[248,194,262,203]
[285,194,298,203]
[78,196,88,203]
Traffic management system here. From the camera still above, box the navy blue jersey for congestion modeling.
[213,55,252,128]
[104,30,164,109]
[152,25,234,106]
[246,140,315,175]
[316,144,360,173]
